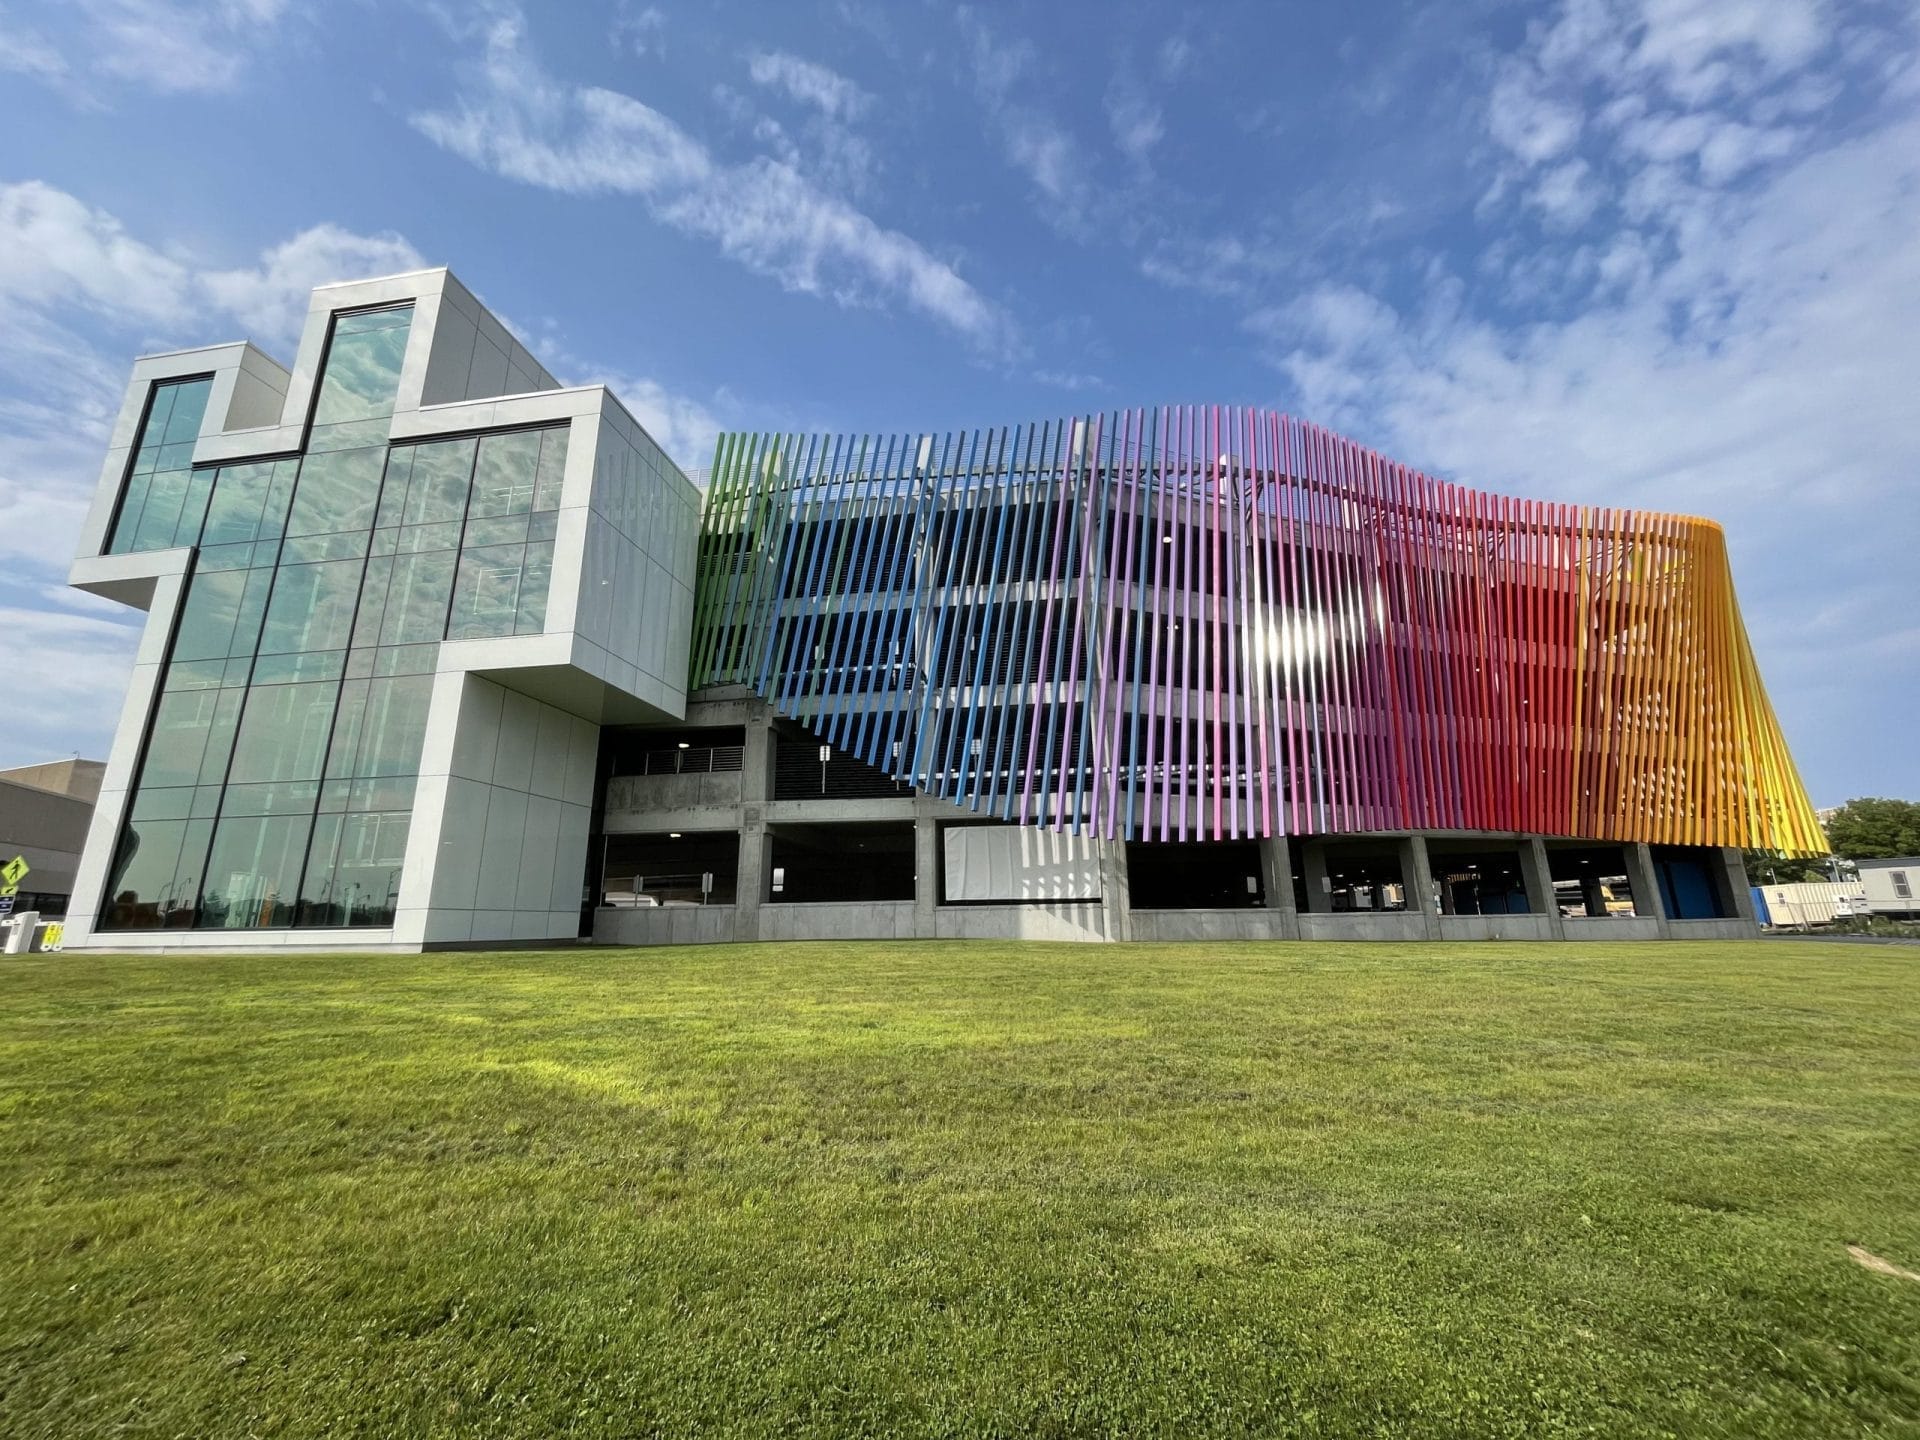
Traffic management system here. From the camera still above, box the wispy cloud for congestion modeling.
[1245,0,1920,801]
[958,10,1106,237]
[413,10,1013,356]
[7,0,290,99]
[747,51,870,121]
[1104,66,1163,166]
[610,1,664,59]
[592,373,725,470]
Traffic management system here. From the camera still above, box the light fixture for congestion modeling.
[669,832,681,839]
[678,741,690,749]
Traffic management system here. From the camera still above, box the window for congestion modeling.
[285,447,387,536]
[108,375,214,554]
[258,557,364,656]
[1894,871,1913,900]
[200,814,310,928]
[310,305,413,442]
[200,459,298,548]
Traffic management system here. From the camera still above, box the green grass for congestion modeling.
[3,941,1918,1438]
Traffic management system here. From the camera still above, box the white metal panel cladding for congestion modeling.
[943,825,1103,903]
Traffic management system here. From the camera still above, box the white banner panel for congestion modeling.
[944,825,1103,903]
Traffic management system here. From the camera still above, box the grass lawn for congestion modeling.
[3,940,1918,1438]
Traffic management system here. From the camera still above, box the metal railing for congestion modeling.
[619,745,745,777]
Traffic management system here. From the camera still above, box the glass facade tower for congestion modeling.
[100,303,570,930]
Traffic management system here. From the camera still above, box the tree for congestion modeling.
[1823,798,1920,860]
[1742,849,1831,884]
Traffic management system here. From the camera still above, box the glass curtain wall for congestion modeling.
[100,303,570,931]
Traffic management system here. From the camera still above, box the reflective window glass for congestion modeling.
[162,382,210,443]
[448,542,526,640]
[296,813,348,926]
[202,459,297,546]
[374,448,414,528]
[200,814,310,928]
[141,689,229,790]
[400,438,476,526]
[249,651,346,686]
[108,376,213,554]
[517,541,553,634]
[173,567,273,662]
[470,431,541,517]
[310,305,412,428]
[227,681,339,784]
[323,679,370,782]
[371,643,438,676]
[533,428,568,511]
[219,780,322,817]
[462,514,529,548]
[353,675,432,777]
[286,447,388,537]
[99,816,211,930]
[380,548,457,644]
[100,399,567,932]
[259,558,365,655]
[297,811,408,927]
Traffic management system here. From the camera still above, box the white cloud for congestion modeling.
[1158,33,1194,81]
[1259,95,1920,800]
[0,181,192,324]
[746,51,870,120]
[594,373,724,470]
[1695,119,1797,183]
[12,0,290,98]
[1487,65,1583,163]
[611,2,664,58]
[413,12,1011,355]
[1106,80,1164,164]
[733,54,879,200]
[1528,157,1603,228]
[0,602,142,769]
[0,9,67,80]
[959,10,1105,236]
[0,181,425,353]
[1032,368,1106,392]
[1625,0,1830,103]
[202,224,425,351]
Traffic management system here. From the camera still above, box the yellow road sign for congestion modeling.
[0,854,27,896]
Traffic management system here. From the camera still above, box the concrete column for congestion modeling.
[1397,835,1443,938]
[912,801,939,939]
[734,823,769,942]
[1622,842,1671,936]
[1710,847,1758,923]
[1260,835,1300,937]
[742,703,774,804]
[1098,838,1132,941]
[1580,874,1608,917]
[735,702,776,942]
[1518,836,1565,936]
[1301,839,1333,914]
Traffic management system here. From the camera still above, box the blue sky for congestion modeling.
[1,0,1915,808]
